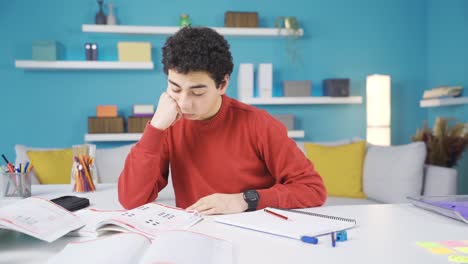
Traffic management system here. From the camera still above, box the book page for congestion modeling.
[47,232,151,264]
[67,208,124,237]
[139,230,233,264]
[215,207,356,240]
[95,203,203,238]
[0,197,84,242]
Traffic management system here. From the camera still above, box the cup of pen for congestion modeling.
[1,171,32,198]
[71,144,98,193]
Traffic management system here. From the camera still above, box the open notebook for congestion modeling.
[48,230,233,264]
[408,195,468,224]
[69,202,203,238]
[215,207,357,242]
[0,197,84,242]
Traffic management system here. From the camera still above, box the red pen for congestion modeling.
[264,208,288,220]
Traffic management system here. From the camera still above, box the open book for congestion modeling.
[215,207,357,242]
[0,197,84,242]
[69,202,203,238]
[48,230,233,264]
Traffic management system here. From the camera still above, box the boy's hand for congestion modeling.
[150,91,182,130]
[187,193,248,215]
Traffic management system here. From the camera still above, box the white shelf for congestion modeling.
[85,130,305,142]
[82,24,303,37]
[420,97,468,108]
[241,96,363,105]
[15,60,154,70]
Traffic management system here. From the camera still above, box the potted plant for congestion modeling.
[412,117,468,195]
[275,16,302,66]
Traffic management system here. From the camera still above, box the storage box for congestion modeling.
[225,12,259,27]
[117,42,152,62]
[96,105,118,117]
[88,117,124,133]
[323,79,350,97]
[32,41,58,61]
[127,116,152,133]
[272,115,294,130]
[282,81,311,97]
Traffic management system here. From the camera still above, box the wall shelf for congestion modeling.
[15,60,154,70]
[241,96,363,105]
[85,130,305,142]
[82,24,304,37]
[420,97,468,108]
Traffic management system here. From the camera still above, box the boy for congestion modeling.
[118,27,326,215]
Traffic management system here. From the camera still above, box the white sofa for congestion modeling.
[15,140,457,207]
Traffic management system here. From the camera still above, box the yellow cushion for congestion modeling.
[304,141,367,198]
[26,149,73,184]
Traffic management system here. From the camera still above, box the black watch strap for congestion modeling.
[243,190,259,212]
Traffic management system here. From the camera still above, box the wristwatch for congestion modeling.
[243,190,259,212]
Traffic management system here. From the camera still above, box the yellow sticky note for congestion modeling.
[454,247,468,254]
[448,255,468,263]
[416,242,442,248]
[428,247,455,255]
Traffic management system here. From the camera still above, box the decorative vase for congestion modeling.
[107,3,117,25]
[179,13,191,27]
[423,165,457,195]
[95,0,107,25]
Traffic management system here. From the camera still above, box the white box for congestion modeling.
[258,63,273,98]
[133,104,155,115]
[237,64,254,100]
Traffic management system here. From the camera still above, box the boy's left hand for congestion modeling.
[187,193,248,215]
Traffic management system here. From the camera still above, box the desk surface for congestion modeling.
[1,184,467,264]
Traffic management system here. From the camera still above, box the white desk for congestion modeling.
[1,184,467,264]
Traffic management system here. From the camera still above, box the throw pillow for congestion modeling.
[304,141,367,198]
[15,145,62,184]
[26,149,73,184]
[95,144,135,183]
[363,142,426,203]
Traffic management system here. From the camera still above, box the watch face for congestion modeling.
[244,190,259,202]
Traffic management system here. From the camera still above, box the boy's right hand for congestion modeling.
[150,92,181,130]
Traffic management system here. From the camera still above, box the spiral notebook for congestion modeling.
[407,195,468,225]
[215,207,356,241]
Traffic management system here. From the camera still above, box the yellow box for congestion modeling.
[117,42,152,62]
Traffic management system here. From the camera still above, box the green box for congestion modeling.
[32,41,58,61]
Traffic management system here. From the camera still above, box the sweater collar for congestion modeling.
[189,95,230,129]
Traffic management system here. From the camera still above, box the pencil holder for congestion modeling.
[71,144,98,193]
[0,172,32,198]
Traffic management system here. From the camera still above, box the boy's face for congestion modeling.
[167,69,228,121]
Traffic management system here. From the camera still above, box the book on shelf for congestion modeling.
[48,230,233,264]
[0,197,85,242]
[68,202,203,238]
[422,86,463,99]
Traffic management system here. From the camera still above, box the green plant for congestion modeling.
[412,117,468,168]
[275,16,302,66]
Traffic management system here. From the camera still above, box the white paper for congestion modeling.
[0,197,85,242]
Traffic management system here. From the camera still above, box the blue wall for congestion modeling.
[1,0,428,161]
[427,0,468,193]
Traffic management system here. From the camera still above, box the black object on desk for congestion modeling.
[50,196,90,212]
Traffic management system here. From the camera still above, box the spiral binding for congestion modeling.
[275,208,357,224]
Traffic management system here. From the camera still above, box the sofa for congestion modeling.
[14,139,457,207]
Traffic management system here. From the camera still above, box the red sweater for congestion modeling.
[118,95,326,210]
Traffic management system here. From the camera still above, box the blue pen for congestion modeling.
[331,232,336,247]
[24,162,29,173]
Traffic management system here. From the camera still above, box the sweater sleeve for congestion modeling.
[118,123,170,209]
[254,113,327,209]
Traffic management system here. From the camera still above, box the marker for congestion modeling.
[1,154,15,173]
[264,208,288,220]
[301,236,318,244]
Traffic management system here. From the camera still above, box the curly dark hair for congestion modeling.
[162,27,234,88]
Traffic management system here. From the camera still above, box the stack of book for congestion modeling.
[422,86,463,99]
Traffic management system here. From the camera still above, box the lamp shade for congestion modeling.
[366,74,391,146]
[366,74,391,127]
